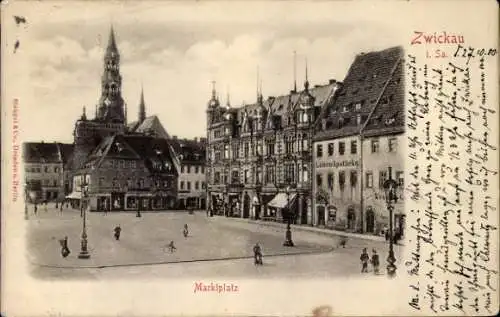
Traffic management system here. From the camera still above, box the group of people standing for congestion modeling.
[32,200,71,215]
[360,248,380,274]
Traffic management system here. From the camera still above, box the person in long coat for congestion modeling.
[60,236,70,258]
[253,243,263,265]
[114,225,122,240]
[360,248,369,273]
[371,249,380,274]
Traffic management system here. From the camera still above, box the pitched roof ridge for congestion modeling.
[360,54,403,134]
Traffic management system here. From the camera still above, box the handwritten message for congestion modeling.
[405,46,498,315]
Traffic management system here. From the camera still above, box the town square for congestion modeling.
[22,13,405,281]
[27,205,402,280]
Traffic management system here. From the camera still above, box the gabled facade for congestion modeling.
[206,74,340,224]
[72,134,178,211]
[22,142,73,202]
[312,46,405,234]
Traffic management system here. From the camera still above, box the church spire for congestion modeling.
[139,85,146,123]
[226,86,231,108]
[207,80,220,109]
[106,25,119,56]
[97,25,125,123]
[304,57,309,91]
[81,106,87,121]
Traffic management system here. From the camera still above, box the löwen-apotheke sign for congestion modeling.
[315,160,359,169]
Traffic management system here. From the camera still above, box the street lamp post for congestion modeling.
[283,185,294,247]
[78,175,90,259]
[136,197,142,217]
[383,167,398,277]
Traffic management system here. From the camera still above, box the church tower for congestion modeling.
[96,26,125,123]
[71,26,126,174]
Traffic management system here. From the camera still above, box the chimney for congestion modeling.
[173,135,178,140]
[194,137,198,142]
[329,79,336,84]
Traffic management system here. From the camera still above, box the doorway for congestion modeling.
[366,207,375,233]
[243,193,250,218]
[347,207,356,230]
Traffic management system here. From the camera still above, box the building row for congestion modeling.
[22,27,207,212]
[205,46,405,236]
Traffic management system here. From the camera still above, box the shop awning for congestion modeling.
[65,192,81,199]
[267,193,297,209]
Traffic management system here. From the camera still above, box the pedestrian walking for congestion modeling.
[167,240,176,253]
[44,200,48,212]
[360,248,369,273]
[34,204,38,215]
[371,249,380,274]
[60,202,63,213]
[339,236,347,248]
[114,225,121,241]
[253,242,263,265]
[183,224,189,238]
[59,236,70,258]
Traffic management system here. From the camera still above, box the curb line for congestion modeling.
[30,247,335,270]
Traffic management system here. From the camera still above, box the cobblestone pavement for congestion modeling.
[27,207,403,279]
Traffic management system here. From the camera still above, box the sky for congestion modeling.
[6,1,406,143]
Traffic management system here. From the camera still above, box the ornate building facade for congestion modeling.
[206,71,340,224]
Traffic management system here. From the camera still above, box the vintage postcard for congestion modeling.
[1,0,498,316]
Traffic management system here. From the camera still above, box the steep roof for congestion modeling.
[362,57,405,137]
[58,143,74,165]
[123,135,179,176]
[169,138,206,164]
[128,115,170,139]
[314,46,404,140]
[23,142,62,164]
[230,81,338,127]
[83,134,180,176]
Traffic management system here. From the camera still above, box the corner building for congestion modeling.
[206,74,340,224]
[313,46,405,234]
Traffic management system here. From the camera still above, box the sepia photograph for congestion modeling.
[19,6,405,281]
[2,1,498,316]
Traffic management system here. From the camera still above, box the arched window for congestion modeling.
[303,164,309,182]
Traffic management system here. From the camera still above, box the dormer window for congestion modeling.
[339,117,344,128]
[385,117,396,126]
